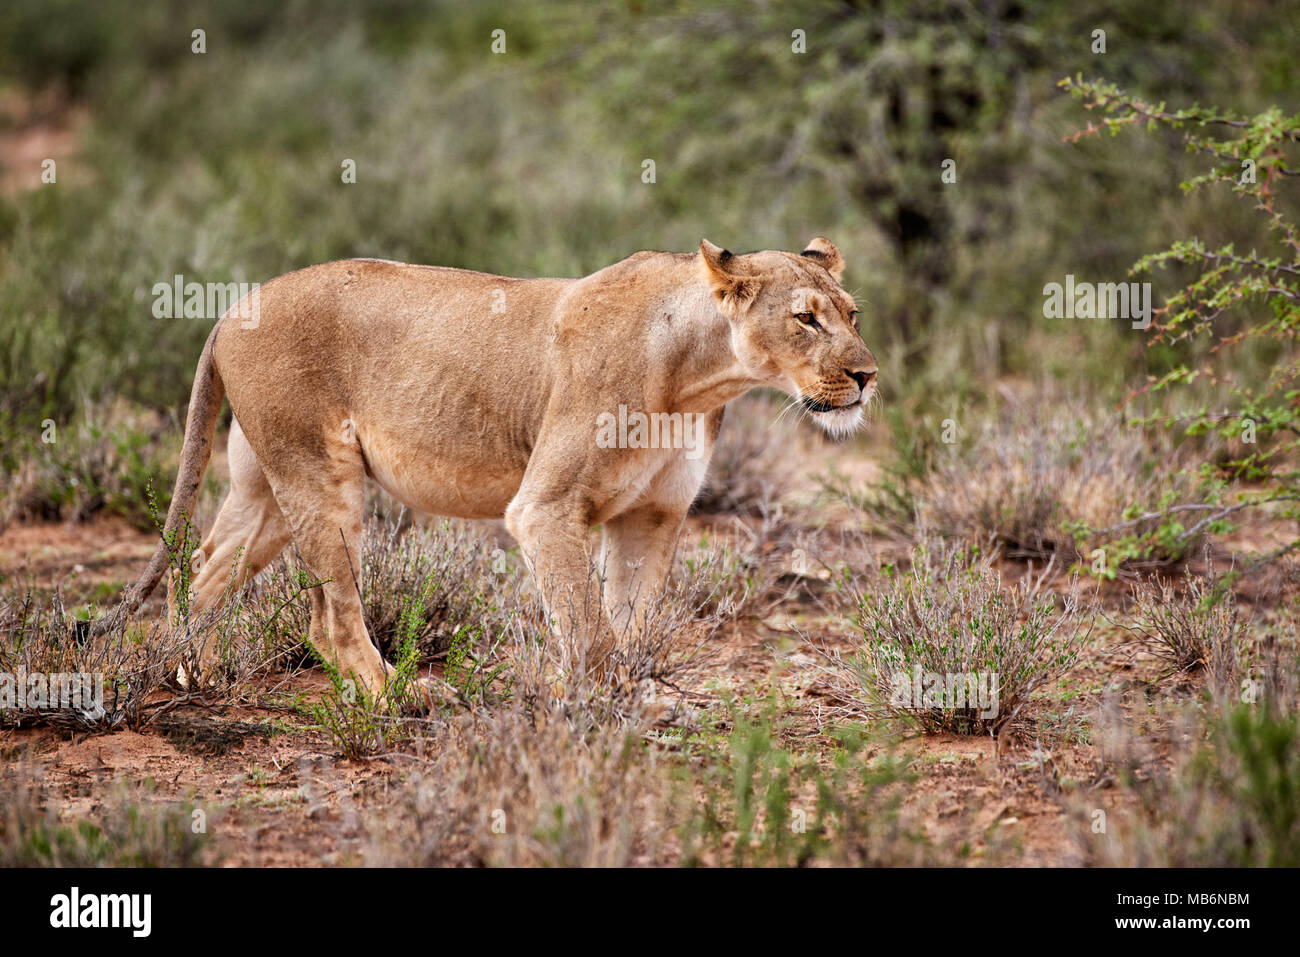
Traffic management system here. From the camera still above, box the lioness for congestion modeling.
[107,238,877,693]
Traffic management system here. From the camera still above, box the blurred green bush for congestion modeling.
[0,0,1295,442]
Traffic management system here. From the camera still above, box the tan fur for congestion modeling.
[118,239,878,692]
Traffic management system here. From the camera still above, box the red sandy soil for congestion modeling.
[0,507,1138,867]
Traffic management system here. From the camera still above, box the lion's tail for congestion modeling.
[90,324,225,637]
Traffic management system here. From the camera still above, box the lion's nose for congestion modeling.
[847,368,877,392]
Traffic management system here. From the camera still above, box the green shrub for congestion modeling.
[1062,77,1300,564]
[836,542,1089,735]
[674,700,923,867]
[1,402,179,531]
[0,773,210,867]
[1084,704,1300,867]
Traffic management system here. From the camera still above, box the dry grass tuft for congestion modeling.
[825,541,1091,735]
[1119,568,1251,698]
[921,406,1207,566]
[368,707,665,866]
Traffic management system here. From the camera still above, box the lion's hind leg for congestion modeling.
[248,429,393,698]
[170,418,292,684]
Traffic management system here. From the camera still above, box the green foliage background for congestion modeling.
[0,0,1296,429]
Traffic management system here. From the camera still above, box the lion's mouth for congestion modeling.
[801,396,860,414]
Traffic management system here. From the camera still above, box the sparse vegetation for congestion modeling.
[672,702,926,867]
[358,513,527,660]
[0,770,211,866]
[368,707,663,866]
[1121,569,1251,689]
[0,587,191,731]
[305,637,430,761]
[1081,704,1300,867]
[0,0,1297,872]
[832,542,1090,735]
[368,697,928,868]
[1,400,181,531]
[842,400,1215,573]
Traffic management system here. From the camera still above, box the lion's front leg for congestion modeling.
[600,503,687,650]
[505,491,616,676]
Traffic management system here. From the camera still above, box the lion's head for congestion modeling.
[699,237,878,437]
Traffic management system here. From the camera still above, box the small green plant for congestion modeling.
[145,481,200,627]
[674,698,922,867]
[837,542,1089,735]
[0,774,211,867]
[305,635,424,760]
[1214,705,1300,866]
[1083,704,1300,867]
[444,622,510,706]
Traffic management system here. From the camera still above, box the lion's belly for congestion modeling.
[355,421,527,520]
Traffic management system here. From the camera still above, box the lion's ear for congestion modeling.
[700,239,761,316]
[800,237,845,283]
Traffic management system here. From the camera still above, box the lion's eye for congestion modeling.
[795,312,821,330]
